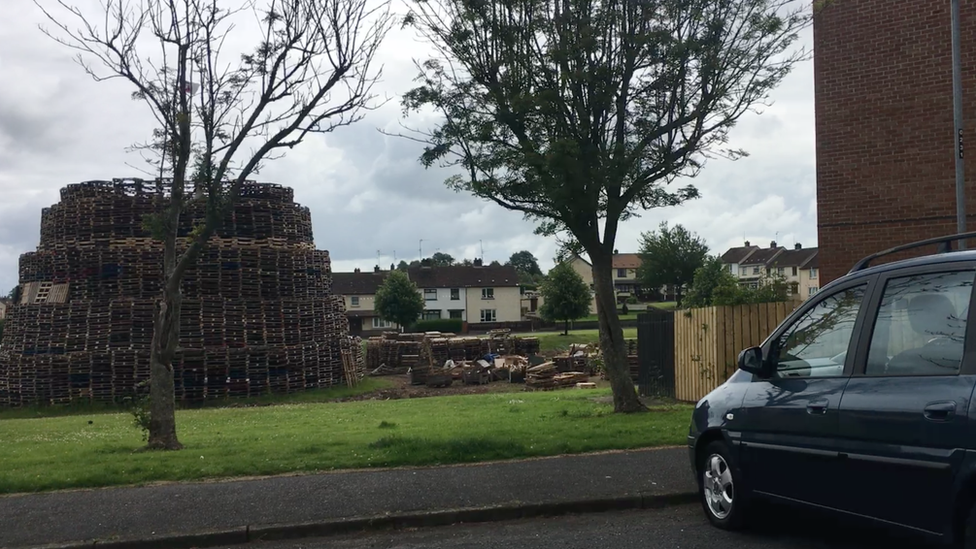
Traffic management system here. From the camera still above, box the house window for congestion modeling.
[617,268,627,278]
[424,288,438,301]
[372,317,395,329]
[753,266,760,275]
[350,296,360,307]
[776,267,784,275]
[449,309,463,319]
[729,264,735,273]
[810,268,819,279]
[809,286,819,296]
[480,309,497,322]
[450,288,460,300]
[792,266,798,276]
[423,310,441,320]
[482,288,494,300]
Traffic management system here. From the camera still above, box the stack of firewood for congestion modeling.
[525,361,557,389]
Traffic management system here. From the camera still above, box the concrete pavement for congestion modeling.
[0,447,697,549]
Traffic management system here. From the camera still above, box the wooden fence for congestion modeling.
[674,300,800,402]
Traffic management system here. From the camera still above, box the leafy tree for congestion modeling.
[38,0,391,449]
[460,258,474,266]
[397,260,410,272]
[637,223,709,306]
[375,270,425,330]
[539,262,592,335]
[683,257,735,308]
[7,286,20,303]
[684,258,790,308]
[508,251,543,277]
[430,252,455,266]
[488,260,502,267]
[396,0,807,412]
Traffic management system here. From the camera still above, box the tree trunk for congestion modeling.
[563,319,569,336]
[591,255,646,413]
[146,232,184,450]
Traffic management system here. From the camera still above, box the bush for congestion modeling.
[412,318,464,333]
[621,303,629,315]
[626,296,638,304]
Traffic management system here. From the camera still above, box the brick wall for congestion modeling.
[815,1,976,284]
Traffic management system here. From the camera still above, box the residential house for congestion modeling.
[331,260,523,335]
[719,241,761,279]
[734,241,785,289]
[720,241,821,299]
[407,260,521,324]
[331,266,395,335]
[766,243,821,298]
[564,251,657,312]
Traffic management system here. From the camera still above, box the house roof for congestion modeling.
[768,248,819,269]
[407,264,520,288]
[332,271,391,296]
[740,247,784,266]
[720,246,760,264]
[612,253,642,269]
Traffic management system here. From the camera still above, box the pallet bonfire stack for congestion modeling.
[0,178,354,407]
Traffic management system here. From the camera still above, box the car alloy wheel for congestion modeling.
[703,453,735,520]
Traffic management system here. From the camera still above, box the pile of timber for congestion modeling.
[365,333,541,374]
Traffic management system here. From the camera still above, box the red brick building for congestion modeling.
[815,1,976,284]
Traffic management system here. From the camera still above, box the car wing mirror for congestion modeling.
[737,346,768,376]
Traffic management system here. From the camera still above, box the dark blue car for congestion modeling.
[688,233,976,547]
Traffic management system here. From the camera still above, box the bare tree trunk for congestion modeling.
[563,319,569,336]
[146,198,185,450]
[591,254,646,413]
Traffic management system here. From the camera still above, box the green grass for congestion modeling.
[649,301,678,310]
[532,328,639,353]
[0,388,691,494]
[0,378,394,421]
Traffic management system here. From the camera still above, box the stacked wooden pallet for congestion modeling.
[0,179,351,407]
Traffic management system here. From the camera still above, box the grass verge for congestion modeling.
[0,388,690,494]
[532,328,639,353]
[0,378,394,421]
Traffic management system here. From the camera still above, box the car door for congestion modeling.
[833,265,976,535]
[736,279,873,509]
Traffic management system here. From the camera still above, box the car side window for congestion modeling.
[772,285,867,378]
[864,270,973,376]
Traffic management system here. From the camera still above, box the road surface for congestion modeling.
[249,503,937,549]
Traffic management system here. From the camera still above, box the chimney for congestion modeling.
[374,265,380,273]
[613,249,619,255]
[390,263,395,271]
[354,268,361,273]
[744,240,750,247]
[770,241,777,249]
[794,243,802,250]
[473,258,483,267]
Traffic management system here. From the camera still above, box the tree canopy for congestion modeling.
[395,0,808,412]
[683,256,790,308]
[508,251,543,277]
[375,270,425,329]
[637,222,709,305]
[430,252,456,266]
[539,262,592,335]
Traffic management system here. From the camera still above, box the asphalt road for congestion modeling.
[248,503,940,549]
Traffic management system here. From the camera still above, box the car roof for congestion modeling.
[831,249,976,289]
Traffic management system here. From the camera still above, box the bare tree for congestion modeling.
[36,0,391,449]
[391,0,809,412]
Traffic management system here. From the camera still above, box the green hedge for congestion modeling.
[412,318,464,333]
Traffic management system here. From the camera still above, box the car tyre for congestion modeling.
[699,440,749,531]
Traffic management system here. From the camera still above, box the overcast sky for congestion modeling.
[0,2,816,293]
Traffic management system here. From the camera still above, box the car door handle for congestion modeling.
[806,400,829,415]
[923,401,957,421]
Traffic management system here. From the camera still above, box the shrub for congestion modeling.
[621,303,629,315]
[626,296,638,304]
[412,318,464,333]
